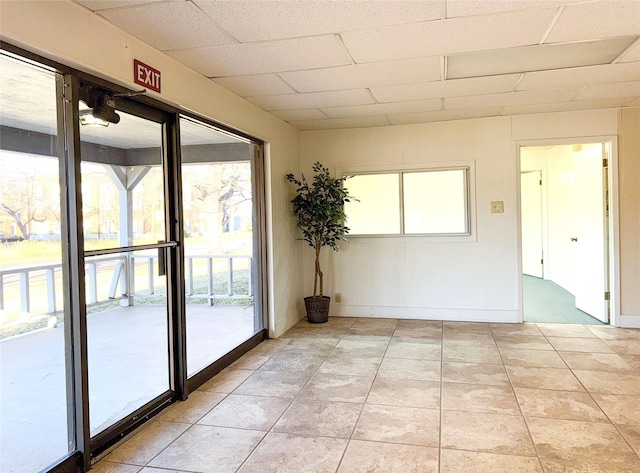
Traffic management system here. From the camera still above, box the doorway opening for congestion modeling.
[520,142,612,325]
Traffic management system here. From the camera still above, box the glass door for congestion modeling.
[179,117,262,377]
[1,46,267,472]
[78,87,176,437]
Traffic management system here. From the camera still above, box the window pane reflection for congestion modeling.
[345,174,400,235]
[404,169,468,234]
[0,53,72,473]
[180,117,257,377]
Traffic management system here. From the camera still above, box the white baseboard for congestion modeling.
[618,314,640,329]
[273,310,305,338]
[330,304,520,323]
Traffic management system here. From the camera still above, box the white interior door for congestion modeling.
[521,171,543,278]
[572,144,608,322]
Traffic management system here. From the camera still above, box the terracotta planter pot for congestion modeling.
[304,296,330,323]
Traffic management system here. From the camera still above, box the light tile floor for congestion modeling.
[94,318,640,473]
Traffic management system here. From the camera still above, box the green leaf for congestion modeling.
[286,163,356,297]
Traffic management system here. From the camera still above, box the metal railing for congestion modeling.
[185,255,253,305]
[0,254,253,326]
[0,262,65,327]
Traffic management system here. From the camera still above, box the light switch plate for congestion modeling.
[491,201,504,213]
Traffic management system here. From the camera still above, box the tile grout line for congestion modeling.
[97,318,640,472]
[490,323,547,473]
[534,322,640,466]
[245,322,348,471]
[558,327,640,461]
[231,317,365,473]
[109,337,292,472]
[334,318,396,473]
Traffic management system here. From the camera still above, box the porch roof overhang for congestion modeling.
[0,125,252,165]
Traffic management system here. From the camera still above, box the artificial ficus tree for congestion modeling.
[286,162,354,299]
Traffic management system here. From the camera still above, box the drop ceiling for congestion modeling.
[74,0,640,131]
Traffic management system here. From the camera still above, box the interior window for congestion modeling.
[345,167,470,236]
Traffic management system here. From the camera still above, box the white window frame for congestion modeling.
[341,161,476,241]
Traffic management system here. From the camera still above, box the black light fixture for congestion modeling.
[79,85,121,126]
[91,93,120,124]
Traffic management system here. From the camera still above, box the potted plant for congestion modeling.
[286,162,354,323]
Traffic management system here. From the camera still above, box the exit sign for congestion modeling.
[134,59,161,93]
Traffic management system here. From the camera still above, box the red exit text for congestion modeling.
[134,59,161,93]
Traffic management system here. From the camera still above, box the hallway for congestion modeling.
[93,317,640,473]
[523,275,605,325]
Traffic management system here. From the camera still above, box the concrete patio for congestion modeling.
[0,303,256,473]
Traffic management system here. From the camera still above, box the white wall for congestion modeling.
[302,108,640,326]
[619,108,640,326]
[302,117,520,322]
[4,2,637,329]
[0,0,305,337]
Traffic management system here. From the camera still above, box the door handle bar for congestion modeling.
[158,241,166,276]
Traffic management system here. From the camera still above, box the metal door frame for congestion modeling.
[0,41,269,473]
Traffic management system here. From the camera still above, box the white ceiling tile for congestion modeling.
[167,35,352,77]
[388,107,503,125]
[289,115,390,131]
[619,41,640,63]
[194,0,443,42]
[502,97,638,115]
[322,99,442,119]
[98,1,235,51]
[576,81,640,100]
[448,36,636,79]
[247,89,375,111]
[518,62,640,90]
[371,74,520,103]
[271,109,328,121]
[279,56,442,93]
[72,0,640,129]
[446,0,567,18]
[212,74,296,96]
[341,7,558,63]
[545,1,640,43]
[445,87,582,110]
[74,0,162,11]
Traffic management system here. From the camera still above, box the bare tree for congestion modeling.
[189,163,252,232]
[0,175,47,238]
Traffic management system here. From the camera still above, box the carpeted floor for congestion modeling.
[523,275,604,325]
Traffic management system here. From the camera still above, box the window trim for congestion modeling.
[341,161,476,240]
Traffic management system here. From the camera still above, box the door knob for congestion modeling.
[571,237,578,242]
